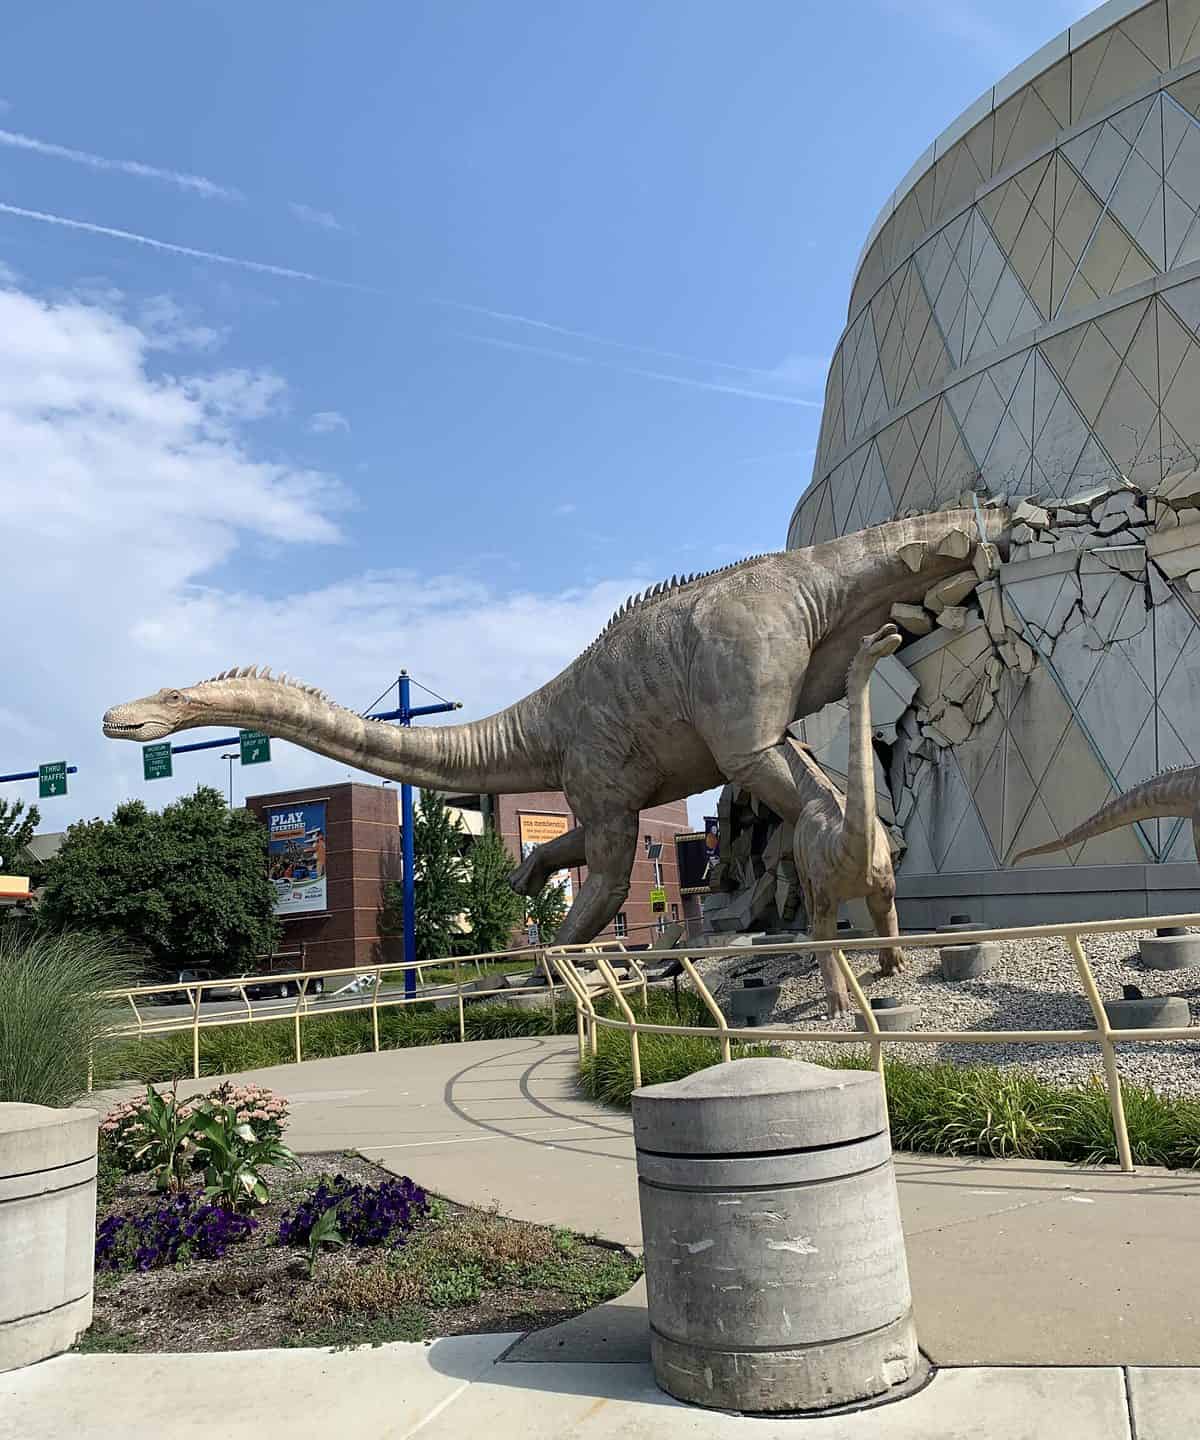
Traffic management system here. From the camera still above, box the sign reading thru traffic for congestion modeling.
[239,730,271,765]
[38,762,68,799]
[142,742,173,781]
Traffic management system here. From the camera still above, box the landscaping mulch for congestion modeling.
[81,1151,641,1354]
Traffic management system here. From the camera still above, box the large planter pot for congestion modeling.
[0,1103,99,1372]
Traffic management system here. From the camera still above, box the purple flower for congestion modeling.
[277,1175,428,1250]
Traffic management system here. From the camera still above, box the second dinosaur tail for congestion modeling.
[1012,767,1200,862]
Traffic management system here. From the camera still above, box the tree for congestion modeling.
[0,797,39,876]
[525,877,568,944]
[37,787,279,975]
[380,792,468,962]
[461,826,524,954]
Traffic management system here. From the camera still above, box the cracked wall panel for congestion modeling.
[1004,667,1076,794]
[1075,641,1155,788]
[961,708,1008,860]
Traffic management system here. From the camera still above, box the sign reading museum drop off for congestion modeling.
[38,762,68,799]
[239,730,271,765]
[142,742,173,781]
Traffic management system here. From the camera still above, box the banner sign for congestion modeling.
[518,811,574,909]
[704,815,720,874]
[267,801,328,915]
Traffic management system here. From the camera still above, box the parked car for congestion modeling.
[152,968,239,1005]
[243,974,326,1000]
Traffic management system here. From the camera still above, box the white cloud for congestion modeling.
[0,278,666,829]
[309,409,349,434]
[0,127,240,201]
[0,201,376,291]
[553,502,577,517]
[289,202,344,232]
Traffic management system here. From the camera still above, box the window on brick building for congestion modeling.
[614,912,627,938]
[671,904,679,921]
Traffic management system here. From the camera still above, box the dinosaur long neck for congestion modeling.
[841,660,879,860]
[193,680,560,793]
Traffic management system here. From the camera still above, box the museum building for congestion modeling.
[788,0,1200,925]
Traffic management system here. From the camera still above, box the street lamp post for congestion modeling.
[220,752,238,808]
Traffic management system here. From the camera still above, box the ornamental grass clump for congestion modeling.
[95,1193,256,1272]
[0,926,136,1106]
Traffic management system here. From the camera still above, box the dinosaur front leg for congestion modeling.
[552,815,638,946]
[866,886,904,976]
[809,899,852,1018]
[509,825,587,898]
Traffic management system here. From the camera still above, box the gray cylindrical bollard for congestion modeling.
[1103,996,1190,1030]
[632,1058,920,1413]
[0,1103,99,1372]
[939,942,998,980]
[1139,935,1200,970]
[853,1005,918,1032]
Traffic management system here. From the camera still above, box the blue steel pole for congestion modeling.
[399,672,417,1000]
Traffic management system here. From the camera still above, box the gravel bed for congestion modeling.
[695,929,1200,1097]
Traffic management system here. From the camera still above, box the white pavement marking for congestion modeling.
[369,1125,594,1149]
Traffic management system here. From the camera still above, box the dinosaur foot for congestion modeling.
[860,623,903,661]
[879,948,905,977]
[508,852,545,898]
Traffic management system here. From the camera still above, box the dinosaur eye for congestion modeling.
[166,689,184,704]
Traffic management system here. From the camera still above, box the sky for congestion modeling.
[0,0,1083,835]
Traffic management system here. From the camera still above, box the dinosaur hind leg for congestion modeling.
[553,814,638,946]
[509,825,587,899]
[809,899,852,1018]
[719,743,805,823]
[866,886,903,976]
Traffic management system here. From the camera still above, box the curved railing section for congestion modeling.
[547,910,1200,1175]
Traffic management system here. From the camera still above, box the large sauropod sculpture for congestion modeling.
[1013,766,1200,866]
[103,507,1007,1015]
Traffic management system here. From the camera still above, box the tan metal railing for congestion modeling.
[547,911,1200,1174]
[93,943,648,1087]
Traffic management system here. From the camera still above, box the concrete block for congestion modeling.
[891,601,933,635]
[632,1059,919,1412]
[1139,935,1200,970]
[925,570,979,613]
[1014,500,1050,528]
[853,1005,920,1032]
[1103,996,1191,1031]
[936,528,971,559]
[0,1103,98,1372]
[898,541,926,572]
[940,942,1000,980]
[937,605,968,630]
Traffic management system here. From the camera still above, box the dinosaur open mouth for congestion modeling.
[102,720,146,735]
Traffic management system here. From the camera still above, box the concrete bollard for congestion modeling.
[0,1103,99,1372]
[939,942,998,980]
[1139,935,1200,970]
[632,1057,920,1413]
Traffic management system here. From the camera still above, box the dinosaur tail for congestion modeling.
[1012,768,1200,862]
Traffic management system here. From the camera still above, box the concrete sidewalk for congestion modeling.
[4,1334,1197,1439]
[118,1033,1200,1368]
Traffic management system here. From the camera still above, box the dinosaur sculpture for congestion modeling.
[103,507,1007,1015]
[1013,766,1200,865]
[786,622,906,1014]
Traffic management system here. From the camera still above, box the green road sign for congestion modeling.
[143,742,173,781]
[38,761,68,799]
[239,729,271,765]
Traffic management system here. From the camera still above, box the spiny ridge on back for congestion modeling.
[588,552,777,650]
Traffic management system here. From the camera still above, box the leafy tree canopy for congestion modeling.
[0,797,40,876]
[525,877,568,944]
[380,792,469,962]
[461,826,524,955]
[37,787,279,975]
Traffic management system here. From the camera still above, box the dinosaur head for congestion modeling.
[103,684,214,742]
[860,623,903,661]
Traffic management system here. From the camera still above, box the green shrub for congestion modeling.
[0,927,136,1106]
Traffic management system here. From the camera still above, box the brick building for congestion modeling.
[446,790,691,947]
[246,781,401,973]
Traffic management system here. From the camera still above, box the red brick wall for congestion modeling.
[246,782,401,974]
[493,791,690,947]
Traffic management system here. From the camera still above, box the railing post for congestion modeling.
[293,990,303,1066]
[833,946,884,1076]
[371,966,381,1053]
[678,955,731,1063]
[595,954,641,1091]
[1066,933,1134,1173]
[455,955,466,1042]
[191,984,202,1080]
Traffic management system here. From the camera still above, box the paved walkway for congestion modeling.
[4,1336,1196,1439]
[54,1034,1200,1435]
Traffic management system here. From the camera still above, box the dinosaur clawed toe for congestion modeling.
[861,623,903,660]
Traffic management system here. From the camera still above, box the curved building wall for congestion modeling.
[788,0,1200,918]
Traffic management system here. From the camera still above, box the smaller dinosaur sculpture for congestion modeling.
[787,622,905,1016]
[1012,766,1200,865]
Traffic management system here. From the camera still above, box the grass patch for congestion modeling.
[281,1311,429,1349]
[73,1318,140,1354]
[580,1029,1200,1171]
[96,987,700,1086]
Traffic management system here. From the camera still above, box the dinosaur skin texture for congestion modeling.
[103,507,1007,1016]
[1014,765,1200,867]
